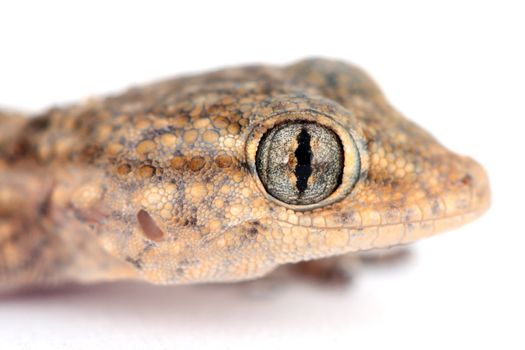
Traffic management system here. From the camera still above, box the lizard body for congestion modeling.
[0,59,490,288]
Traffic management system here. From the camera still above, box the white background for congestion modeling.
[1,1,524,349]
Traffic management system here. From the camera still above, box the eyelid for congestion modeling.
[255,121,343,205]
[246,109,364,211]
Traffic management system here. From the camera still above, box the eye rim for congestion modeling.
[246,109,363,211]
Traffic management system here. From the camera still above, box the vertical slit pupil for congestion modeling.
[294,128,312,193]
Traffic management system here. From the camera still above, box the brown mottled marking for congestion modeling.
[189,156,206,171]
[170,156,186,170]
[117,164,131,175]
[136,140,155,157]
[138,165,155,178]
[0,58,490,288]
[215,154,233,168]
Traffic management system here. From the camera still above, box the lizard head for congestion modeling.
[81,60,490,284]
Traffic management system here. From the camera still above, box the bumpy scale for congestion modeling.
[0,59,490,289]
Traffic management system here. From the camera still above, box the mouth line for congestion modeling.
[274,207,488,231]
[271,206,488,250]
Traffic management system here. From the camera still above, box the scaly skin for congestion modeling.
[0,59,490,289]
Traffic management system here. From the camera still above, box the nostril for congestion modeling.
[460,174,473,186]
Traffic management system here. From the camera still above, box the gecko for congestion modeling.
[0,58,490,289]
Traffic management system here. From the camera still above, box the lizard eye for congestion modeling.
[255,121,344,205]
[247,110,362,210]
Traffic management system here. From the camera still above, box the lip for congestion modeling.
[272,156,491,250]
